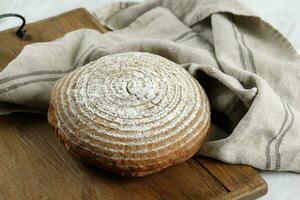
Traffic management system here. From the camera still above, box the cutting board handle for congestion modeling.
[0,13,28,39]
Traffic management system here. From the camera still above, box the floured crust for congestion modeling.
[48,52,210,176]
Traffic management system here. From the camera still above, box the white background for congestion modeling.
[1,0,300,199]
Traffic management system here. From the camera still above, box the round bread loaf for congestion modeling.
[48,52,210,176]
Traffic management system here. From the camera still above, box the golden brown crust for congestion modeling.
[48,52,211,176]
[48,104,210,176]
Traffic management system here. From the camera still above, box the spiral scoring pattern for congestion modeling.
[49,52,210,176]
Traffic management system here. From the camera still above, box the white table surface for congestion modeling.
[0,0,299,199]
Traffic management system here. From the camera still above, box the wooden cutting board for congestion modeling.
[0,8,267,200]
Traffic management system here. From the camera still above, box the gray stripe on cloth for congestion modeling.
[239,30,257,73]
[175,33,201,43]
[0,44,107,94]
[0,70,72,84]
[265,99,288,170]
[231,20,247,71]
[274,102,295,170]
[0,44,100,85]
[0,77,60,94]
[173,30,195,42]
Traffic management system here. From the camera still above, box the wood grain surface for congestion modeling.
[0,8,267,200]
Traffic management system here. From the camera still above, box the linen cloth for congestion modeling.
[1,0,300,172]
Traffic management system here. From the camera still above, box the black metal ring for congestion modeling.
[0,13,27,39]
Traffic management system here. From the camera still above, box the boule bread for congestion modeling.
[48,52,210,176]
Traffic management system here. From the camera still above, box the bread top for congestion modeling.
[49,52,210,176]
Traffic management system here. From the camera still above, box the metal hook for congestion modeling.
[0,13,27,39]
